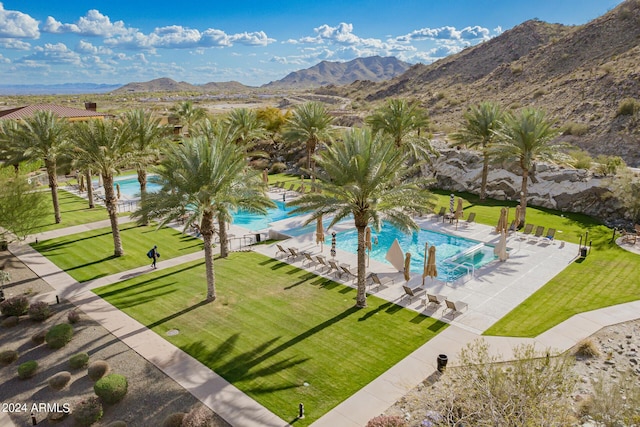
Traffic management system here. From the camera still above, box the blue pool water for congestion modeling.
[233,200,300,231]
[334,222,496,281]
[113,175,162,198]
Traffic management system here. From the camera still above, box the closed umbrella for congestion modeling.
[316,216,325,251]
[449,194,455,215]
[494,230,509,262]
[262,168,269,184]
[426,245,437,279]
[514,205,522,230]
[78,174,85,192]
[365,226,372,266]
[421,242,429,285]
[404,252,412,282]
[116,183,121,200]
[496,207,508,233]
[330,232,337,258]
[454,198,464,220]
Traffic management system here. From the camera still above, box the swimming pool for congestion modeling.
[112,175,162,199]
[334,222,496,281]
[233,200,300,231]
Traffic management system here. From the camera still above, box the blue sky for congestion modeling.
[0,0,624,87]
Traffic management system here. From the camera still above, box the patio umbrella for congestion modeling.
[403,252,412,282]
[78,174,85,192]
[514,205,522,230]
[496,207,508,233]
[385,238,405,271]
[421,242,429,285]
[116,183,121,200]
[330,232,337,258]
[494,230,509,262]
[449,194,455,215]
[454,198,464,220]
[262,168,269,184]
[316,216,325,251]
[424,245,438,282]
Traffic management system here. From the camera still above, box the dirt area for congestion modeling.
[0,250,229,427]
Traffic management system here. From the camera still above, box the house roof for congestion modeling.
[0,104,108,120]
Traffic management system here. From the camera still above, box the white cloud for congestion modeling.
[18,42,82,65]
[396,25,493,43]
[75,40,113,55]
[0,3,40,38]
[42,10,131,37]
[0,38,31,50]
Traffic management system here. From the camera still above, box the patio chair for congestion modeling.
[275,244,288,258]
[444,299,468,316]
[287,247,301,260]
[302,252,317,267]
[464,212,476,226]
[402,285,426,302]
[316,255,329,272]
[518,223,534,240]
[368,273,394,291]
[529,226,545,242]
[328,260,343,278]
[425,293,445,308]
[543,228,556,243]
[436,207,446,218]
[340,264,357,282]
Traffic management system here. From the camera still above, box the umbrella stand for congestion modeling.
[422,242,428,286]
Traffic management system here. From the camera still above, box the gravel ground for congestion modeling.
[0,250,230,427]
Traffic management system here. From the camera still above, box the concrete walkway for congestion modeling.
[8,212,640,427]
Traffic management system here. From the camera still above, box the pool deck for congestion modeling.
[8,194,640,427]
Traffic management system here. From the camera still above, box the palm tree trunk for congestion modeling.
[520,168,529,222]
[85,170,95,209]
[355,224,367,308]
[103,174,124,257]
[217,212,229,258]
[480,151,489,201]
[45,159,61,224]
[201,210,217,301]
[307,139,317,173]
[137,168,148,225]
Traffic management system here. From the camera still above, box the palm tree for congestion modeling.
[282,102,334,172]
[490,108,565,222]
[122,109,168,225]
[0,120,25,175]
[71,120,133,256]
[225,108,267,146]
[132,136,272,301]
[6,111,70,224]
[450,102,505,200]
[171,101,207,136]
[365,98,435,160]
[288,128,436,308]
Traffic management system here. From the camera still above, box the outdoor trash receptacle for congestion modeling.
[255,233,261,243]
[437,354,448,372]
[580,247,587,258]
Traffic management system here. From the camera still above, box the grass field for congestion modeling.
[35,189,110,232]
[93,252,448,425]
[32,222,203,282]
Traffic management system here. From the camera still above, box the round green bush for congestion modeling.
[18,360,38,379]
[269,162,286,174]
[31,329,47,345]
[48,371,72,390]
[28,301,52,321]
[0,295,29,316]
[69,352,90,369]
[0,349,19,366]
[73,396,103,426]
[45,323,74,349]
[87,360,110,382]
[94,374,128,404]
[161,412,185,427]
[1,316,19,328]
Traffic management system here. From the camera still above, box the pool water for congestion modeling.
[334,222,496,281]
[112,175,162,199]
[233,200,299,231]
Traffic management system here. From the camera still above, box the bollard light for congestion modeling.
[298,403,304,419]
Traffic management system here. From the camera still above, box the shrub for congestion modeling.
[0,295,29,316]
[0,349,19,365]
[532,89,546,99]
[45,323,74,349]
[87,360,110,381]
[181,404,215,427]
[568,149,593,169]
[94,374,128,404]
[562,122,589,136]
[617,98,640,116]
[73,396,103,427]
[48,371,72,390]
[595,155,626,176]
[574,339,600,358]
[366,414,407,427]
[31,330,47,345]
[18,360,38,379]
[28,301,52,321]
[269,162,286,174]
[67,309,81,324]
[69,352,90,369]
[161,412,185,427]
[1,316,19,328]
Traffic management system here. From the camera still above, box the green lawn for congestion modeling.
[36,189,110,232]
[432,190,640,337]
[93,252,448,425]
[32,222,203,282]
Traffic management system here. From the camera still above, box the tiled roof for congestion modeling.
[0,104,108,120]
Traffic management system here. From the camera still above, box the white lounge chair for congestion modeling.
[444,299,468,316]
[403,285,426,302]
[368,273,394,291]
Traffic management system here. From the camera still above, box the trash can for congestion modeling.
[437,354,448,373]
[255,233,261,243]
[580,247,587,258]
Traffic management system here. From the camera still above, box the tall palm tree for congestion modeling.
[0,120,25,175]
[225,108,267,146]
[288,128,436,308]
[132,136,272,301]
[122,109,168,224]
[71,120,133,256]
[490,108,565,221]
[6,111,70,224]
[450,102,505,200]
[282,102,334,172]
[365,98,435,160]
[171,101,207,136]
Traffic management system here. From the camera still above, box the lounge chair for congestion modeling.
[316,255,329,271]
[436,207,446,218]
[444,299,468,316]
[425,293,445,308]
[368,273,394,291]
[328,260,342,278]
[529,226,545,242]
[287,247,301,260]
[340,264,356,282]
[543,228,556,243]
[275,244,288,258]
[464,212,476,226]
[403,285,426,302]
[518,223,534,240]
[302,252,317,267]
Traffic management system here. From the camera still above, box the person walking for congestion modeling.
[148,245,160,269]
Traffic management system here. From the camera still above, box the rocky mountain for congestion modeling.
[262,56,411,89]
[321,0,640,166]
[114,78,253,94]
